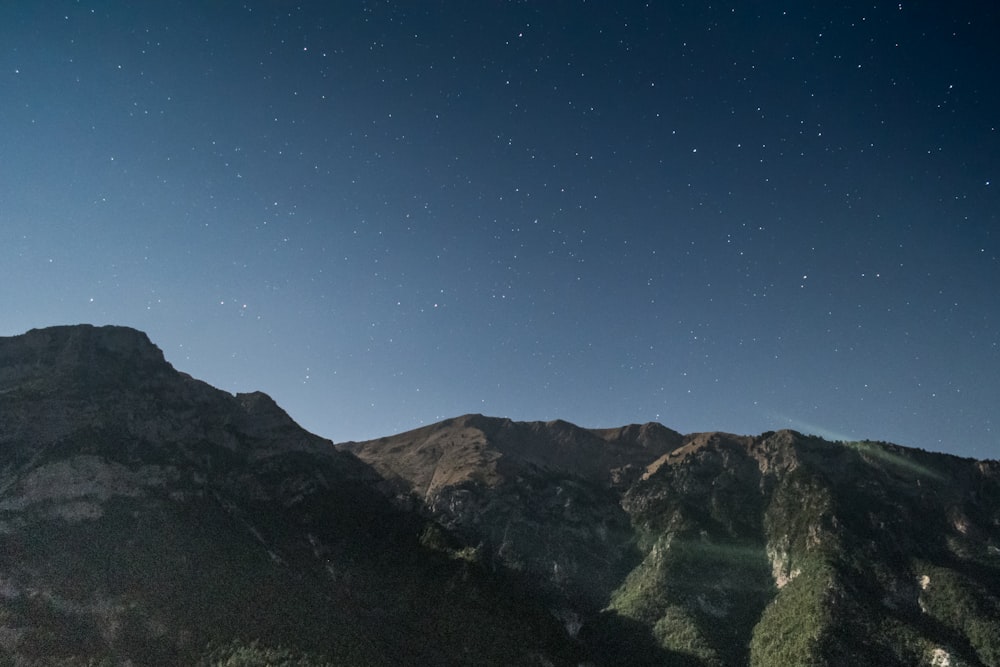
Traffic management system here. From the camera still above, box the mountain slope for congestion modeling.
[0,325,579,666]
[3,324,1000,666]
[340,415,682,609]
[345,420,1000,667]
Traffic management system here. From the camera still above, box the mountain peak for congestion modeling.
[8,323,163,356]
[339,414,687,502]
[0,324,169,390]
[1,326,581,665]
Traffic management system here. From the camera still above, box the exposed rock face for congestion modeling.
[3,325,1000,667]
[0,326,578,666]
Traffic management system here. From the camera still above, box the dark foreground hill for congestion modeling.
[0,325,578,666]
[2,325,1000,666]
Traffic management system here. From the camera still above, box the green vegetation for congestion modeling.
[198,639,341,666]
[748,559,834,667]
[652,606,719,664]
[917,563,1000,665]
[418,522,482,562]
[610,532,775,664]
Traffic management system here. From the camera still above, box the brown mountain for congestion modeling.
[343,417,1000,667]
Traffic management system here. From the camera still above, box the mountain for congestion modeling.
[0,325,578,666]
[342,421,1000,666]
[2,325,1000,666]
[339,416,682,611]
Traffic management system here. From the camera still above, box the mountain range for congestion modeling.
[1,325,998,666]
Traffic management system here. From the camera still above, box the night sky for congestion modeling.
[2,2,998,458]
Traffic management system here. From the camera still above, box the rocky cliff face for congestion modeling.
[0,326,577,666]
[3,325,1000,666]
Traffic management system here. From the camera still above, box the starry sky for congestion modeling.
[2,1,998,458]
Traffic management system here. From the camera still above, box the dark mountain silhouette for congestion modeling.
[0,325,578,666]
[2,325,999,666]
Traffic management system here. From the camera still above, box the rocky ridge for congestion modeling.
[345,418,1000,666]
[0,326,577,666]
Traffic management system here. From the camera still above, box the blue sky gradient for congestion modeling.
[2,1,998,457]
